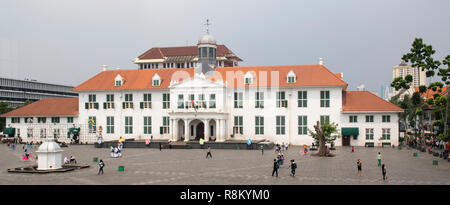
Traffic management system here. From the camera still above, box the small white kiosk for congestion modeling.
[36,138,63,170]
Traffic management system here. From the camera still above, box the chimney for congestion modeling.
[319,58,324,65]
[102,65,108,71]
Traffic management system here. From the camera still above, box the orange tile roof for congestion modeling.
[73,65,348,91]
[213,65,348,88]
[342,91,403,112]
[137,45,237,60]
[415,86,449,99]
[73,68,195,91]
[1,98,79,117]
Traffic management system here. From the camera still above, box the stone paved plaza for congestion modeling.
[1,144,450,185]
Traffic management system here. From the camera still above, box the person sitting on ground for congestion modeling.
[64,157,70,164]
[114,147,119,158]
[24,149,30,160]
[70,156,77,164]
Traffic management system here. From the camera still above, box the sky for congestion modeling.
[0,0,449,94]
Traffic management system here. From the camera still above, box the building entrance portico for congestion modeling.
[169,112,228,142]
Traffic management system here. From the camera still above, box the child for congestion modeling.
[98,159,105,175]
[377,152,382,167]
[206,146,212,158]
[287,160,297,176]
[23,149,30,160]
[356,159,362,176]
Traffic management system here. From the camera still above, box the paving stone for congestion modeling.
[1,145,449,185]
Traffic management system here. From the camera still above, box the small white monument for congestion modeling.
[36,138,63,170]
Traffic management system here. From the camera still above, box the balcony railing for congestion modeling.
[122,102,134,109]
[85,102,99,109]
[140,102,152,109]
[103,102,115,109]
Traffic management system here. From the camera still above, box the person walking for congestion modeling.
[356,159,362,176]
[352,146,355,153]
[159,142,162,151]
[377,152,382,167]
[381,164,387,181]
[98,159,105,175]
[261,145,264,155]
[287,160,297,176]
[206,146,212,159]
[272,159,279,177]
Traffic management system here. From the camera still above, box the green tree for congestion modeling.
[393,38,449,146]
[309,121,339,157]
[0,102,13,132]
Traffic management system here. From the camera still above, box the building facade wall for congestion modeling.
[340,112,399,146]
[5,83,400,147]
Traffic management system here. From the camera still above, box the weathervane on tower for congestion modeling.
[205,19,211,34]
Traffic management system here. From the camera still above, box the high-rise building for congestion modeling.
[0,77,78,108]
[380,85,394,100]
[392,60,426,98]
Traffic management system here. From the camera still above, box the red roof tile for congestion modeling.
[73,69,195,91]
[415,86,449,99]
[137,45,236,59]
[1,98,79,117]
[342,91,403,112]
[213,65,348,88]
[73,65,348,91]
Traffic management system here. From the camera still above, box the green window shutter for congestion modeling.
[123,102,125,109]
[85,103,89,109]
[94,103,99,109]
[103,103,106,109]
[160,127,163,134]
[140,102,144,109]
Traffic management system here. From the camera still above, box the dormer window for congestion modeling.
[115,74,123,87]
[244,72,254,85]
[152,73,161,86]
[287,70,296,83]
[153,79,160,86]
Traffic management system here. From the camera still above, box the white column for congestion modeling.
[216,119,220,141]
[204,119,210,142]
[184,119,190,142]
[170,119,174,141]
[173,119,178,141]
[221,119,226,142]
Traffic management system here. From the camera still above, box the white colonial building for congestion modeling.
[1,31,403,147]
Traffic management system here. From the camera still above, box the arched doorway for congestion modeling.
[208,119,216,141]
[195,122,205,140]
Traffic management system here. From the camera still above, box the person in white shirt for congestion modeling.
[64,157,69,164]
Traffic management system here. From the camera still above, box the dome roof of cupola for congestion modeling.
[37,139,63,153]
[198,33,216,45]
